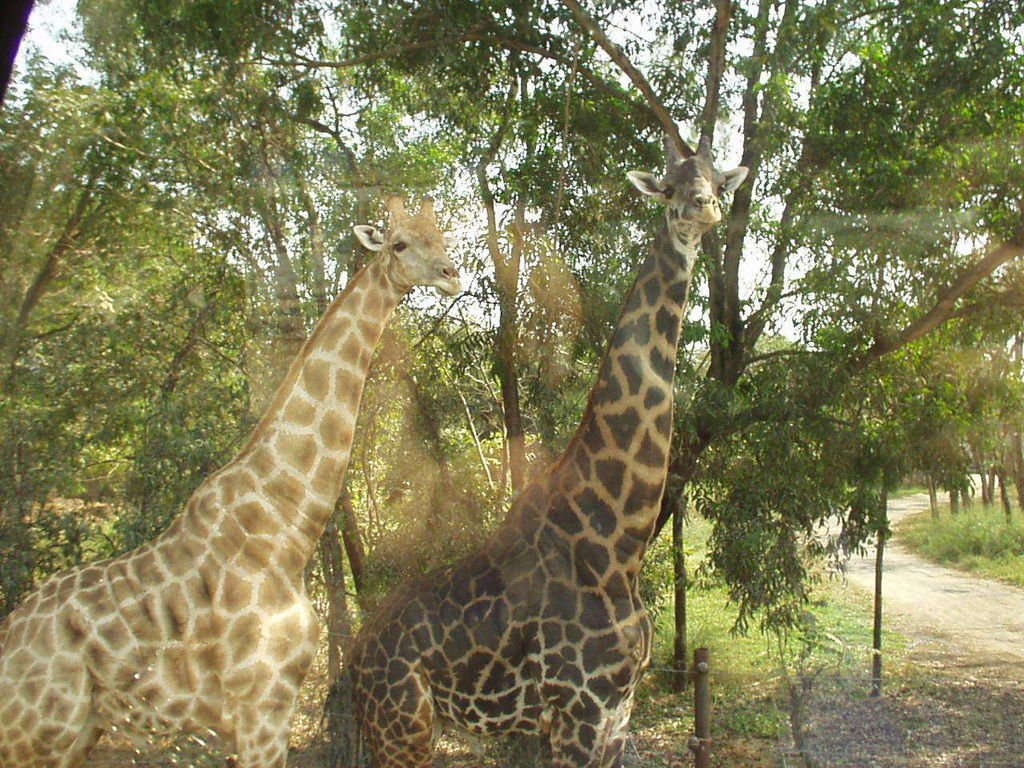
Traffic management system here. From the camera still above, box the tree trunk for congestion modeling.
[476,100,528,494]
[928,477,938,519]
[338,488,366,598]
[997,469,1012,523]
[702,0,737,387]
[496,324,526,493]
[254,145,305,381]
[464,100,538,741]
[267,227,305,367]
[319,517,354,677]
[1012,335,1024,512]
[298,178,329,315]
[671,490,688,693]
[1013,428,1024,512]
[318,516,358,768]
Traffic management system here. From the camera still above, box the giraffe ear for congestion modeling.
[354,225,385,251]
[627,171,671,199]
[720,166,749,194]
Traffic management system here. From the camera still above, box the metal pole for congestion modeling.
[688,647,711,768]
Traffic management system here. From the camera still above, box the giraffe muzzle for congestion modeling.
[690,198,722,226]
[436,264,462,296]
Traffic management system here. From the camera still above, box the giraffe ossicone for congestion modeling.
[351,138,747,767]
[0,195,460,768]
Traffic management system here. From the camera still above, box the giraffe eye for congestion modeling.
[393,241,407,253]
[662,185,675,199]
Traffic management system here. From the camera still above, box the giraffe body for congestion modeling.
[351,141,747,767]
[0,197,460,768]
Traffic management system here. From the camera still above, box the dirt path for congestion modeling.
[843,492,1024,666]
[797,493,1024,768]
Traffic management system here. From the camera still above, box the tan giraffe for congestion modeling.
[0,196,460,768]
[350,138,746,767]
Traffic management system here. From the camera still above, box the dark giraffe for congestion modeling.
[350,138,747,767]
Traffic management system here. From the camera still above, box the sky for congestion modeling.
[16,0,81,72]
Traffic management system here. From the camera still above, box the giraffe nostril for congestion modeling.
[441,265,458,280]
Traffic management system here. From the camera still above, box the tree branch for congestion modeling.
[160,291,219,398]
[699,0,732,146]
[656,229,1024,540]
[475,82,517,279]
[559,0,693,157]
[261,32,638,117]
[853,235,1024,372]
[742,0,822,353]
[3,174,96,389]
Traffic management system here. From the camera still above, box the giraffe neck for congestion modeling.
[552,220,698,571]
[190,259,403,572]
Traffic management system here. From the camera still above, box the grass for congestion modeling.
[896,504,1024,587]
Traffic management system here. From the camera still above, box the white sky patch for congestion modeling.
[15,0,83,72]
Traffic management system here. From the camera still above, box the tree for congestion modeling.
[0,56,254,611]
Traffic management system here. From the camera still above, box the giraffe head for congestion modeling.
[628,135,748,237]
[354,196,462,296]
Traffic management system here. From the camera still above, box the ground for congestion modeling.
[797,492,1024,768]
[80,492,1024,766]
[845,493,1024,664]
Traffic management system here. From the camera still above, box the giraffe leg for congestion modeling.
[230,703,294,768]
[0,639,100,768]
[358,666,436,768]
[548,706,630,768]
[597,733,628,768]
[54,713,104,768]
[597,696,637,768]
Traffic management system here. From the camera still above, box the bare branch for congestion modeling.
[742,2,823,352]
[699,0,732,145]
[559,0,693,157]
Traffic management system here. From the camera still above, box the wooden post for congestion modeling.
[688,647,711,768]
[672,491,688,692]
[871,521,886,698]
